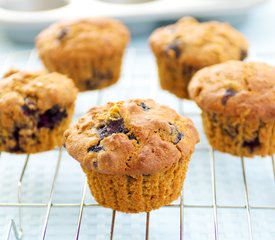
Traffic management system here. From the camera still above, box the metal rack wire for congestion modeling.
[0,49,274,240]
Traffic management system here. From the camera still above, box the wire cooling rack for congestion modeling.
[0,49,274,240]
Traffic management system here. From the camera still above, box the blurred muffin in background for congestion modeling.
[150,17,248,99]
[36,18,130,92]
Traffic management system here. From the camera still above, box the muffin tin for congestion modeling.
[0,0,266,42]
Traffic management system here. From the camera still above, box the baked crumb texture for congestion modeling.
[36,18,130,91]
[189,61,275,157]
[0,69,77,154]
[64,99,199,212]
[150,17,248,99]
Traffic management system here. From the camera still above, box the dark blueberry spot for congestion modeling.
[21,104,37,116]
[169,122,184,144]
[165,41,181,58]
[242,136,260,153]
[31,133,36,139]
[88,144,104,152]
[138,102,150,111]
[37,105,67,129]
[174,132,184,144]
[128,133,137,140]
[240,49,247,60]
[182,64,196,80]
[97,118,128,140]
[21,105,36,116]
[21,98,37,116]
[12,127,20,141]
[57,27,69,41]
[93,161,98,168]
[222,125,239,138]
[221,89,236,105]
[9,127,22,152]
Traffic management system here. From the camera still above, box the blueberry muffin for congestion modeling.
[0,69,77,153]
[189,61,275,157]
[149,17,248,99]
[36,18,130,91]
[64,99,199,213]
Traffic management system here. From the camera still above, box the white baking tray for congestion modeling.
[0,0,267,42]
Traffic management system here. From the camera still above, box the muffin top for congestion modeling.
[64,99,199,175]
[0,69,78,131]
[36,18,130,58]
[189,61,275,122]
[149,17,248,66]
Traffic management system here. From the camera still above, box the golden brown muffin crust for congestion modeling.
[64,99,199,175]
[0,70,77,112]
[189,61,275,122]
[36,18,130,59]
[0,69,78,153]
[150,17,248,66]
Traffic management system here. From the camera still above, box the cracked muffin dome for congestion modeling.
[0,69,78,154]
[36,17,130,92]
[64,99,199,175]
[64,99,199,213]
[189,61,275,157]
[149,16,248,99]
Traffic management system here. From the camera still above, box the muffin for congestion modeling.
[149,17,248,99]
[189,60,275,157]
[64,99,199,213]
[0,69,78,153]
[36,18,130,91]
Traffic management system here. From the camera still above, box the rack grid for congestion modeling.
[0,49,274,240]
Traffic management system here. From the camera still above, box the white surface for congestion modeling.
[0,49,274,240]
[0,0,266,42]
[0,0,266,24]
[0,0,68,12]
